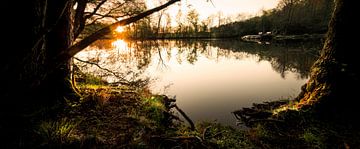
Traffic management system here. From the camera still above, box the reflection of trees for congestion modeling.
[132,41,152,70]
[186,42,198,64]
[75,39,320,82]
[90,39,115,49]
[209,40,320,79]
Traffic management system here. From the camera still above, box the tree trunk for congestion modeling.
[296,0,359,122]
[1,0,75,146]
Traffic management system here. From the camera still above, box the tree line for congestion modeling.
[211,0,334,37]
[109,0,334,39]
[121,7,212,39]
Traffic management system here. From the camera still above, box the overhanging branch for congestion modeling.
[74,57,129,83]
[60,0,180,61]
[84,0,108,20]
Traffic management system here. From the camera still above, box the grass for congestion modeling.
[35,118,80,145]
[141,96,166,123]
[77,73,107,86]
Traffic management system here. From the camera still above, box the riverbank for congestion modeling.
[241,33,326,43]
[30,74,253,148]
[28,72,360,148]
[233,98,360,148]
[106,33,325,45]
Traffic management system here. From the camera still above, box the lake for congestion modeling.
[75,39,320,126]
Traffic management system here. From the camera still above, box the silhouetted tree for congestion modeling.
[295,0,359,122]
[1,0,180,147]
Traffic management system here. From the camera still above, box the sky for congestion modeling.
[147,0,280,23]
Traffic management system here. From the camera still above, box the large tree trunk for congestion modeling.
[1,0,75,146]
[296,0,359,122]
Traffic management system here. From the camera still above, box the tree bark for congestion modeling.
[1,0,75,146]
[296,0,359,122]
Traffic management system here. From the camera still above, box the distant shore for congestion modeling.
[241,33,326,43]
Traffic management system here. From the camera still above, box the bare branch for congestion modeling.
[74,57,129,83]
[60,0,181,61]
[86,13,129,26]
[84,0,108,20]
[74,0,88,38]
[87,13,127,19]
[173,104,195,131]
[208,0,215,7]
[86,14,118,26]
[84,2,129,25]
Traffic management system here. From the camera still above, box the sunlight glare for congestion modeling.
[115,26,124,33]
[111,39,129,53]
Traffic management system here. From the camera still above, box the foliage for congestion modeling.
[141,96,166,124]
[211,0,334,37]
[187,9,200,33]
[124,8,213,39]
[35,118,80,145]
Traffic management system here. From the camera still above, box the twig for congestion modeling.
[173,104,195,131]
[208,0,215,7]
[202,126,211,140]
[73,57,130,84]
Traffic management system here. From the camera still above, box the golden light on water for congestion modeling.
[115,26,124,33]
[111,39,129,53]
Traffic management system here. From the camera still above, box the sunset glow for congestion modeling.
[115,26,124,33]
[111,39,129,53]
[146,0,280,23]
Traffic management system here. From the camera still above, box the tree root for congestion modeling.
[233,100,289,127]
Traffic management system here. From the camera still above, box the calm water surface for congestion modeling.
[75,39,319,126]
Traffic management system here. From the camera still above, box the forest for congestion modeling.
[211,0,334,37]
[1,0,359,148]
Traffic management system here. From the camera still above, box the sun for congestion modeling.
[115,26,124,33]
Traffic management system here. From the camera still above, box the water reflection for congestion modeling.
[208,40,319,79]
[75,39,319,126]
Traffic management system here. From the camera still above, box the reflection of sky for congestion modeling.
[75,40,309,127]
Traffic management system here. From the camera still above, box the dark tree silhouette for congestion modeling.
[0,0,180,146]
[295,0,359,122]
